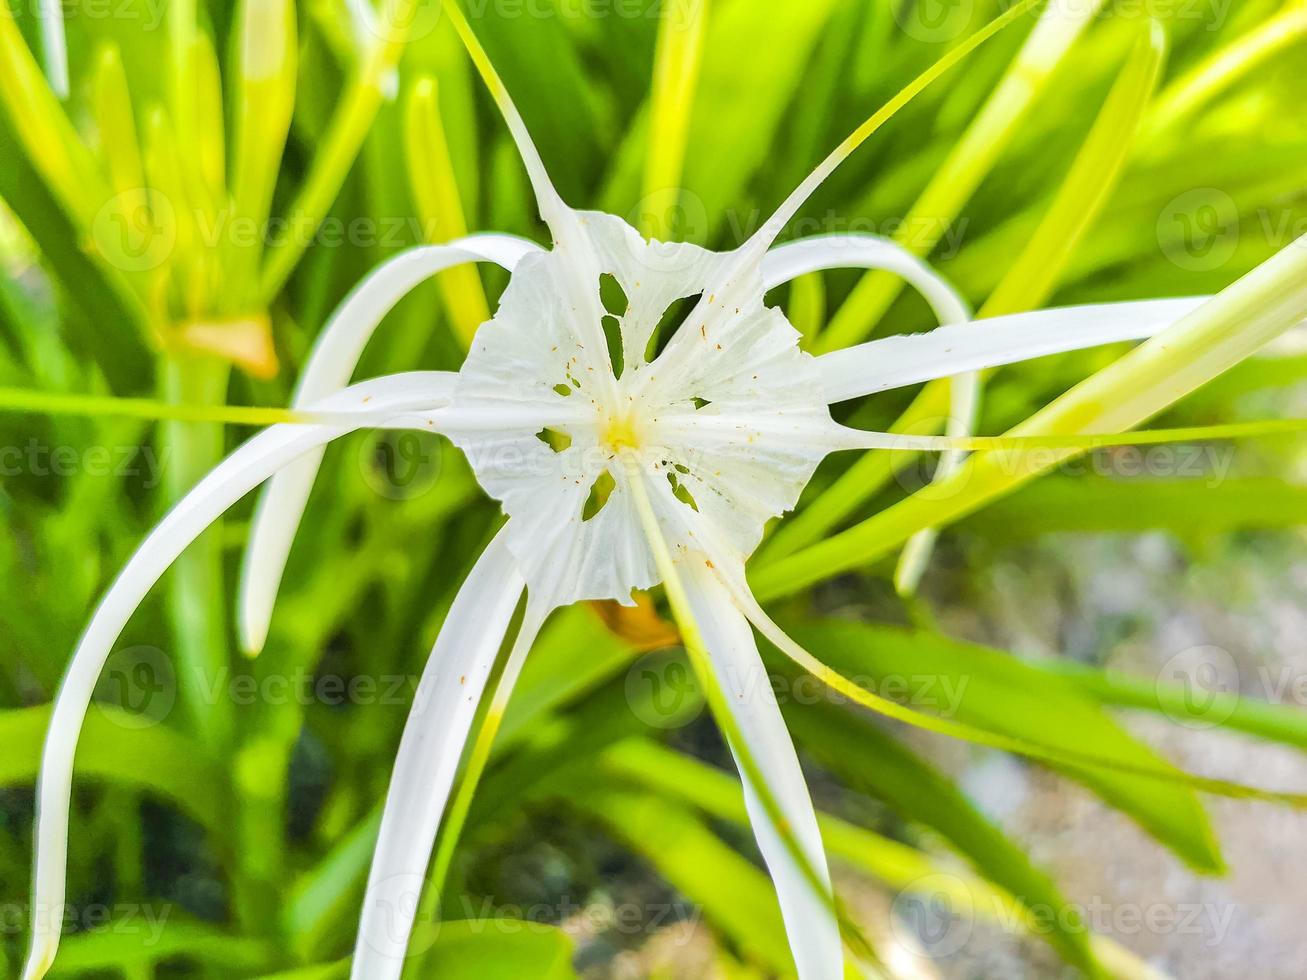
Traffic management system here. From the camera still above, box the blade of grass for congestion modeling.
[1142,0,1307,142]
[257,0,424,303]
[763,18,1170,567]
[818,0,1108,351]
[640,0,709,241]
[190,32,227,197]
[0,386,315,425]
[755,234,1307,599]
[405,76,491,346]
[0,9,107,227]
[91,45,146,198]
[603,739,1166,980]
[229,0,297,306]
[893,18,1169,592]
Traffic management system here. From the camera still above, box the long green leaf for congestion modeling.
[755,234,1307,596]
[783,696,1100,974]
[820,0,1108,349]
[776,619,1223,873]
[0,705,227,838]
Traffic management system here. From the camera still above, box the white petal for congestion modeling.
[239,237,536,654]
[758,234,975,593]
[448,212,754,608]
[761,234,970,326]
[817,297,1210,403]
[443,3,576,240]
[895,369,981,594]
[350,529,525,978]
[20,374,446,980]
[680,559,842,980]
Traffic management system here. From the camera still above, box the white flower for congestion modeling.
[21,15,1219,980]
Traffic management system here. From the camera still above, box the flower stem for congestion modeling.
[257,0,422,303]
[424,604,543,910]
[161,354,233,746]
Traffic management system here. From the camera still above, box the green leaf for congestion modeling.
[779,620,1224,874]
[466,3,603,205]
[680,0,842,236]
[229,0,297,300]
[404,75,490,344]
[820,0,1109,349]
[499,604,639,745]
[570,785,796,976]
[960,476,1307,540]
[640,0,709,240]
[50,921,275,975]
[756,232,1307,598]
[600,739,1162,978]
[0,705,228,839]
[1037,657,1307,753]
[408,918,578,980]
[982,17,1168,316]
[783,696,1100,975]
[262,920,577,980]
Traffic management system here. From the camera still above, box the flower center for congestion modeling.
[601,409,641,454]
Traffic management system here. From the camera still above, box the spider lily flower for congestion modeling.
[24,16,1230,980]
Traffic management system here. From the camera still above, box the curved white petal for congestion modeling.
[350,528,525,978]
[20,373,448,980]
[895,369,981,594]
[443,2,574,238]
[759,234,975,592]
[39,0,69,98]
[680,558,841,980]
[238,236,537,654]
[761,234,970,327]
[817,297,1210,403]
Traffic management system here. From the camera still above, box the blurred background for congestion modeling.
[2,0,1307,976]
